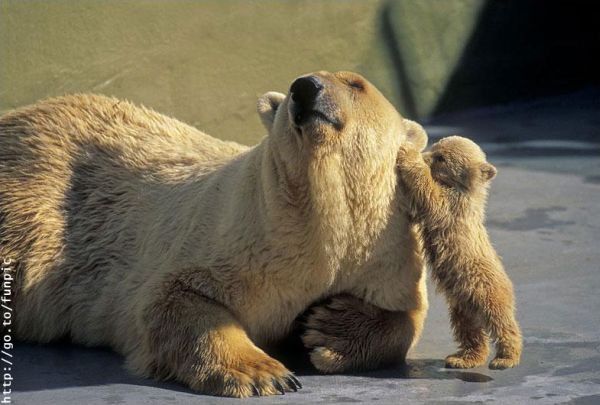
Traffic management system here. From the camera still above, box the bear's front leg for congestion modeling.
[301,294,425,373]
[127,284,301,397]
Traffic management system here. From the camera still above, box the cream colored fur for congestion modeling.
[396,136,523,370]
[0,71,428,397]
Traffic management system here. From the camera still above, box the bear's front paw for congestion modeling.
[194,349,302,397]
[301,307,356,373]
[445,349,488,369]
[302,328,354,373]
[307,346,348,374]
[301,295,385,373]
[489,355,520,370]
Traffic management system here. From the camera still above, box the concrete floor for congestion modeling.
[12,88,600,404]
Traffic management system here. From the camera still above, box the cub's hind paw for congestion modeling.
[489,356,519,370]
[445,350,487,369]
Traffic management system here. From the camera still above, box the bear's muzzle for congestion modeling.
[289,75,343,130]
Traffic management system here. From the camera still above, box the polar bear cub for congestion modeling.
[396,136,522,369]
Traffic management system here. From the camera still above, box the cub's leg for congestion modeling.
[485,300,522,370]
[129,286,301,397]
[302,294,426,373]
[444,304,489,368]
[445,289,522,369]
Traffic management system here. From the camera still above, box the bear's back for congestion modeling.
[0,94,248,172]
[0,95,251,341]
[0,94,250,260]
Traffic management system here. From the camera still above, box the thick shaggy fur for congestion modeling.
[0,71,429,397]
[396,136,522,370]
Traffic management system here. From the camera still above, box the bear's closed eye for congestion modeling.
[347,80,365,91]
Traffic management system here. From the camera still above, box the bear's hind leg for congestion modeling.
[129,287,301,397]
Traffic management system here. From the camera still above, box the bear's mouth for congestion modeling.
[294,110,342,129]
[288,75,344,132]
[290,103,343,131]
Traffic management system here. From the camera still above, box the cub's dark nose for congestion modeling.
[290,76,323,107]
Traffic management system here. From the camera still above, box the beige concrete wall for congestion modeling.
[0,0,483,145]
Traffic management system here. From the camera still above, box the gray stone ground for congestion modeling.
[12,89,600,404]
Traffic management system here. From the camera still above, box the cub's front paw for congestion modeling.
[445,349,488,369]
[301,295,381,373]
[397,144,419,159]
[489,355,520,370]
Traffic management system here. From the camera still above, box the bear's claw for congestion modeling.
[206,355,301,397]
[287,374,302,390]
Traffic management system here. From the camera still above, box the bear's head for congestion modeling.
[424,135,497,192]
[257,71,427,262]
[257,71,426,180]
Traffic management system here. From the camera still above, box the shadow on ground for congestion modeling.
[15,339,493,394]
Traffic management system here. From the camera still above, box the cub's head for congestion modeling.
[424,136,496,192]
[257,71,426,186]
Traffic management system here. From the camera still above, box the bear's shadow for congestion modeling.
[14,337,492,394]
[271,334,493,383]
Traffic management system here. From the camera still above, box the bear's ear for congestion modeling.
[480,162,497,182]
[257,92,286,132]
[404,119,428,151]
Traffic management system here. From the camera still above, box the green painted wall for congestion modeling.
[1,0,395,145]
[2,1,596,145]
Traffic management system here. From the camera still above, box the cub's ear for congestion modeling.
[257,92,286,132]
[403,119,428,151]
[480,162,497,181]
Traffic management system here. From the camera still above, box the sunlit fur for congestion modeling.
[396,136,522,370]
[0,71,429,397]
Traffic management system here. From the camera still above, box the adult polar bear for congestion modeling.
[0,71,429,397]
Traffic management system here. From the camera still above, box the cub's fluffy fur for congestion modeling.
[396,136,522,369]
[0,71,429,397]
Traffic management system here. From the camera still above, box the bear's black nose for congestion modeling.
[290,76,323,107]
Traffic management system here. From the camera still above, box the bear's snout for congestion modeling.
[289,75,342,130]
[290,75,323,108]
